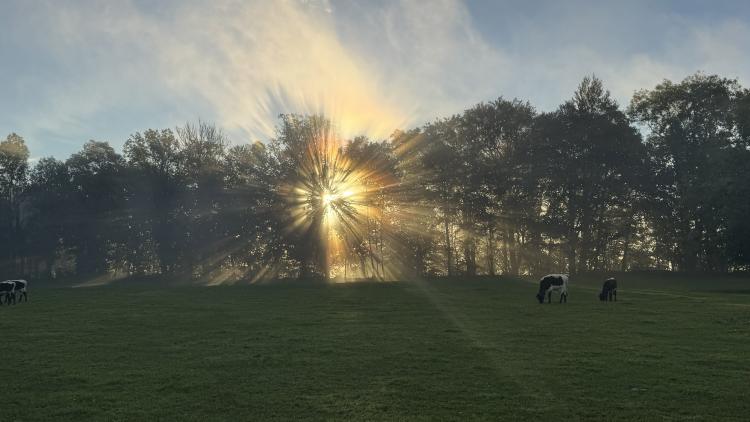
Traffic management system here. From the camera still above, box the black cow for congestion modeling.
[13,279,28,303]
[0,281,15,305]
[536,274,569,304]
[599,278,617,302]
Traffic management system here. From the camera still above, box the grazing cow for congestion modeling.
[11,280,28,304]
[0,281,15,305]
[536,274,569,304]
[599,278,617,302]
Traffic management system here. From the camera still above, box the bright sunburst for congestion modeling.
[281,122,381,280]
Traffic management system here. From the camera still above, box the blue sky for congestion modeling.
[2,0,749,159]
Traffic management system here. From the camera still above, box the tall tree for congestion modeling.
[176,122,228,278]
[26,158,73,278]
[66,141,127,276]
[630,73,748,271]
[458,98,536,275]
[0,133,30,274]
[272,114,336,279]
[420,117,463,276]
[124,129,184,274]
[223,142,283,281]
[531,76,646,273]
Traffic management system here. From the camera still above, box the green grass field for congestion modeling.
[2,274,749,421]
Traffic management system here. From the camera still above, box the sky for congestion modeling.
[2,0,750,159]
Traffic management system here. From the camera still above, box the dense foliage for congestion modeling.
[1,74,748,282]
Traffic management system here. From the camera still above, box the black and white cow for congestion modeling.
[536,274,569,304]
[7,280,28,304]
[0,280,15,305]
[599,278,617,302]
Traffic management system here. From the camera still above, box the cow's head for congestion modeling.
[536,277,552,304]
[598,291,607,301]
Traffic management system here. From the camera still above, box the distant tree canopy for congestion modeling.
[1,73,748,282]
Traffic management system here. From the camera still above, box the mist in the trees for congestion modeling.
[1,74,748,283]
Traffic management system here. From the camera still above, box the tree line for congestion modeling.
[1,73,748,282]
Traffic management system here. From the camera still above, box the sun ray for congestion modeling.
[277,120,407,281]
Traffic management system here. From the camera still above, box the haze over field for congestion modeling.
[2,0,750,157]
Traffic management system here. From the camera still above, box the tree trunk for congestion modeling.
[507,228,519,276]
[620,227,631,271]
[359,253,368,278]
[366,217,378,278]
[566,197,578,275]
[578,206,593,273]
[501,227,510,274]
[464,236,477,276]
[444,211,453,276]
[487,225,495,276]
[379,220,386,279]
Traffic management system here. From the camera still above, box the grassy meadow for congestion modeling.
[1,273,749,421]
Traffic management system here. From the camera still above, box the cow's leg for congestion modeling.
[547,291,552,304]
[23,291,28,302]
[613,290,617,302]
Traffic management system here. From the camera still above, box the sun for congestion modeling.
[281,131,389,279]
[278,117,404,281]
[321,189,341,210]
[320,186,358,220]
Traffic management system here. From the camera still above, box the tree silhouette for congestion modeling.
[2,72,749,283]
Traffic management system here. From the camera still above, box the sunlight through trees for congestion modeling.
[1,73,749,283]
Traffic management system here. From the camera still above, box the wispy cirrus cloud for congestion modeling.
[1,0,505,155]
[1,0,749,158]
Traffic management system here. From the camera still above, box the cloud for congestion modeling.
[154,0,412,141]
[335,0,508,119]
[2,0,507,150]
[2,0,750,158]
[484,7,750,110]
[151,0,508,140]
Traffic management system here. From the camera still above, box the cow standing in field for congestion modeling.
[599,278,617,302]
[536,274,569,304]
[8,280,28,304]
[0,280,15,305]
[1,280,27,305]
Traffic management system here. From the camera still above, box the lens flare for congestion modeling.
[279,121,405,281]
